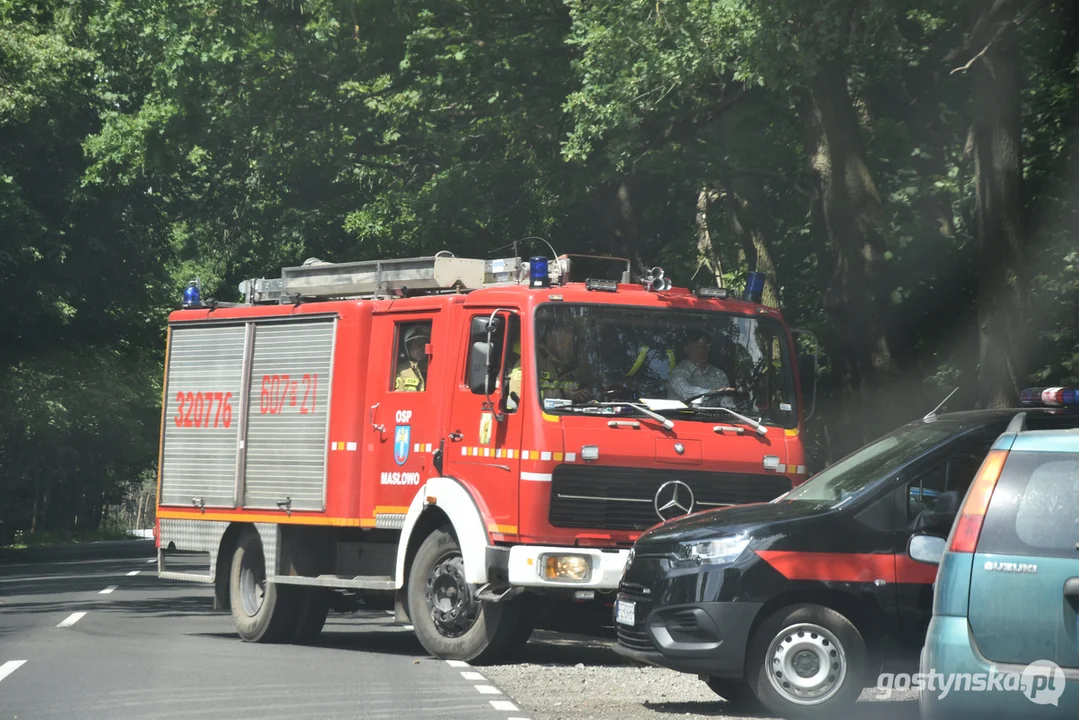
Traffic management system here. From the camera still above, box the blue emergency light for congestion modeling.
[742,271,765,303]
[529,256,550,288]
[182,281,202,308]
[1020,387,1079,407]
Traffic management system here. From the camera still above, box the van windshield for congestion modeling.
[533,303,796,427]
[783,420,975,507]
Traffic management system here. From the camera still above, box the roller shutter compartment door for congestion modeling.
[243,319,335,511]
[160,324,246,507]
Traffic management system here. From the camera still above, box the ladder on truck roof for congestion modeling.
[240,252,524,303]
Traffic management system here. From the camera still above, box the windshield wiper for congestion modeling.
[692,404,768,435]
[551,400,675,430]
[592,401,675,430]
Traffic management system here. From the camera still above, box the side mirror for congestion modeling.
[798,355,815,394]
[791,329,819,422]
[468,341,493,394]
[908,533,947,566]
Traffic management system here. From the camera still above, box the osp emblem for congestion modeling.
[654,480,695,521]
[393,425,411,465]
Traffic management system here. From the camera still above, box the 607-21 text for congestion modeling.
[175,391,233,429]
[260,373,318,415]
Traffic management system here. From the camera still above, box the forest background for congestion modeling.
[3,0,1077,542]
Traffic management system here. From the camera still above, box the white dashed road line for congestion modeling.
[0,660,27,684]
[443,659,524,716]
[146,558,156,563]
[56,612,87,628]
[99,585,118,595]
[126,570,140,576]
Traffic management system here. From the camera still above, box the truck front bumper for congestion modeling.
[507,545,630,590]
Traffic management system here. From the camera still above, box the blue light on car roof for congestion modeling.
[1020,387,1079,407]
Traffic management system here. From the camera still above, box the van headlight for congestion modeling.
[672,534,750,567]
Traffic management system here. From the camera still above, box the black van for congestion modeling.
[613,408,1079,718]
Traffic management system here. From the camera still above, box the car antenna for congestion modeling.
[924,387,959,421]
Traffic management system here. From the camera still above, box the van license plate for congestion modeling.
[616,600,635,626]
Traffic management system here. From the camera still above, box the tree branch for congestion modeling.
[950,0,1048,74]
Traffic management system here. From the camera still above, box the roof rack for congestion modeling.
[1005,412,1027,434]
[240,253,524,303]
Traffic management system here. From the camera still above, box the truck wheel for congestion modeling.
[503,605,534,659]
[407,526,520,664]
[290,588,331,644]
[746,604,866,719]
[229,527,296,643]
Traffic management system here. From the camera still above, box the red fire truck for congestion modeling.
[154,253,816,662]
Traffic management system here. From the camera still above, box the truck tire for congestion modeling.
[407,526,521,664]
[745,604,866,719]
[290,588,331,644]
[229,527,296,643]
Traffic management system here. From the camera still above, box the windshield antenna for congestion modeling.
[924,387,959,421]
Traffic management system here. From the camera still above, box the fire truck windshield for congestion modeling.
[534,304,797,428]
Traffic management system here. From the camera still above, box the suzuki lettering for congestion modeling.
[654,480,695,521]
[393,425,411,465]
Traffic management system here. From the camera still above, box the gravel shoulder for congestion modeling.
[482,629,920,720]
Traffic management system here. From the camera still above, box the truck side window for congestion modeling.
[502,315,521,413]
[393,321,432,392]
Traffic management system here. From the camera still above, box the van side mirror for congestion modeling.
[908,533,947,566]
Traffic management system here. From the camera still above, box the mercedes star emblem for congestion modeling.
[654,480,695,521]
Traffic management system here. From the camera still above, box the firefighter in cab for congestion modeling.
[395,325,430,392]
[538,322,588,401]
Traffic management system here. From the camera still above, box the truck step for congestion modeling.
[272,574,396,590]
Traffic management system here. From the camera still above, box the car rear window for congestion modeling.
[977,451,1079,559]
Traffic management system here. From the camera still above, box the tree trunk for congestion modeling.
[720,178,780,308]
[695,187,724,287]
[30,476,41,535]
[801,58,894,452]
[970,1,1025,408]
[603,180,647,275]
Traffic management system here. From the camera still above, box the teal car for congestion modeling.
[918,389,1079,719]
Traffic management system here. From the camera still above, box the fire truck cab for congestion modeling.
[155,253,814,663]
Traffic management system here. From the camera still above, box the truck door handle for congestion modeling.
[448,432,463,442]
[1065,578,1079,599]
[370,403,385,433]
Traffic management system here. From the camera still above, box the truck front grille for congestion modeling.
[548,465,791,531]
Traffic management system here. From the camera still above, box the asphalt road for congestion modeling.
[0,550,528,720]
[1,545,919,720]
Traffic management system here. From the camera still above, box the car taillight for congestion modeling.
[949,449,1007,553]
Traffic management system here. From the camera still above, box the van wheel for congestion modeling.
[407,526,520,664]
[290,588,331,644]
[229,527,296,643]
[703,677,761,711]
[746,604,866,719]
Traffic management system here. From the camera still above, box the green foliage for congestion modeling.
[2,0,1079,540]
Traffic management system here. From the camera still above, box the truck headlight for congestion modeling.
[542,554,592,582]
[672,535,750,567]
